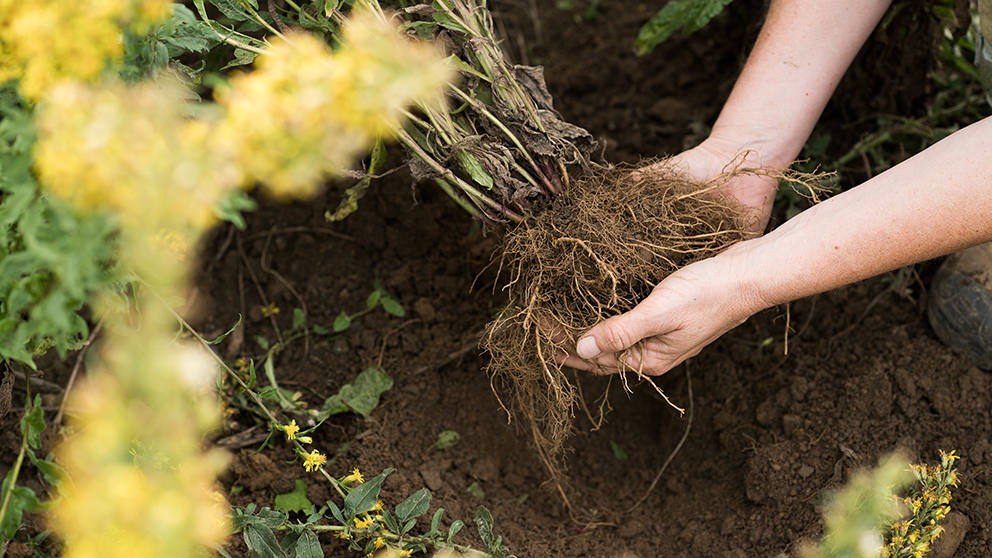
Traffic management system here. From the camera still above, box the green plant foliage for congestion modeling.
[635,0,734,55]
[432,430,460,450]
[120,4,220,83]
[609,440,628,460]
[318,366,394,419]
[274,480,314,515]
[0,93,123,368]
[0,394,67,543]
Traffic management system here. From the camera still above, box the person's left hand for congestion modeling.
[556,241,767,376]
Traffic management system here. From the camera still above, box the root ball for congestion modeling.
[483,158,751,472]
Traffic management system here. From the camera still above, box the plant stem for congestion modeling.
[396,130,523,222]
[144,283,343,491]
[0,381,31,542]
[447,86,557,195]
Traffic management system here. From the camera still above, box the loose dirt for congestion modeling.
[2,0,991,557]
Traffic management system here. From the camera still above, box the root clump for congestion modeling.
[483,158,753,475]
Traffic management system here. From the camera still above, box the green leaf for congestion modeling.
[366,289,382,308]
[326,500,346,524]
[26,451,71,495]
[466,482,486,500]
[381,509,400,534]
[274,479,313,514]
[343,469,394,519]
[1,470,50,540]
[429,508,445,536]
[475,506,495,551]
[255,335,270,350]
[295,529,324,558]
[222,48,259,70]
[634,0,734,55]
[292,308,305,332]
[313,324,330,335]
[209,0,252,21]
[214,190,257,230]
[332,311,352,333]
[206,314,242,345]
[247,359,257,389]
[447,519,464,541]
[442,54,491,81]
[319,366,393,419]
[243,524,286,558]
[609,440,629,460]
[395,488,431,524]
[454,151,495,190]
[381,298,405,318]
[433,430,460,450]
[21,394,44,449]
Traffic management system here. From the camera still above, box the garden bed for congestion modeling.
[3,0,990,556]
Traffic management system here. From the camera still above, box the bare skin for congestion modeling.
[560,0,992,376]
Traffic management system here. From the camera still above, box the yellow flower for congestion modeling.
[297,435,313,444]
[284,420,300,441]
[214,15,451,200]
[234,357,249,375]
[334,531,351,540]
[374,500,384,512]
[353,515,373,530]
[343,467,364,484]
[0,0,168,101]
[303,449,326,472]
[374,537,385,549]
[261,303,280,317]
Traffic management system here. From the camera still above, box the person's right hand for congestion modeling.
[637,136,782,236]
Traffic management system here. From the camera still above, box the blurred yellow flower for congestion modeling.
[0,0,168,100]
[34,80,240,243]
[215,15,451,199]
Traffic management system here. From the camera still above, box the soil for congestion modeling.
[3,1,992,557]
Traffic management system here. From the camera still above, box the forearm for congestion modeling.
[732,116,992,310]
[706,0,893,169]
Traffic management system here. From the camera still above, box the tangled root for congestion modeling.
[483,158,759,477]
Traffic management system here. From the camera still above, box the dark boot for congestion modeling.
[928,243,992,370]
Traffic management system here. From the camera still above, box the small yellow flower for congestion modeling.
[343,467,364,484]
[234,357,249,375]
[399,550,412,558]
[297,435,313,444]
[284,420,300,441]
[334,531,351,540]
[261,303,280,317]
[373,537,385,549]
[353,515,373,530]
[374,500,384,512]
[303,449,326,472]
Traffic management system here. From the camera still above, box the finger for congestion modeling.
[575,303,668,361]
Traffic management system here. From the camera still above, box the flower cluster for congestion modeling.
[333,487,413,558]
[53,338,230,558]
[0,0,168,100]
[33,79,240,263]
[215,19,450,199]
[880,450,960,558]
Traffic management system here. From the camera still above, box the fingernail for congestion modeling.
[576,337,600,359]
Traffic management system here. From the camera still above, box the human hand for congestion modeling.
[556,242,767,376]
[639,138,781,235]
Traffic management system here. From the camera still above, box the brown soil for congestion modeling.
[3,1,992,557]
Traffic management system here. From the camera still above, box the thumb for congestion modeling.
[575,306,659,360]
